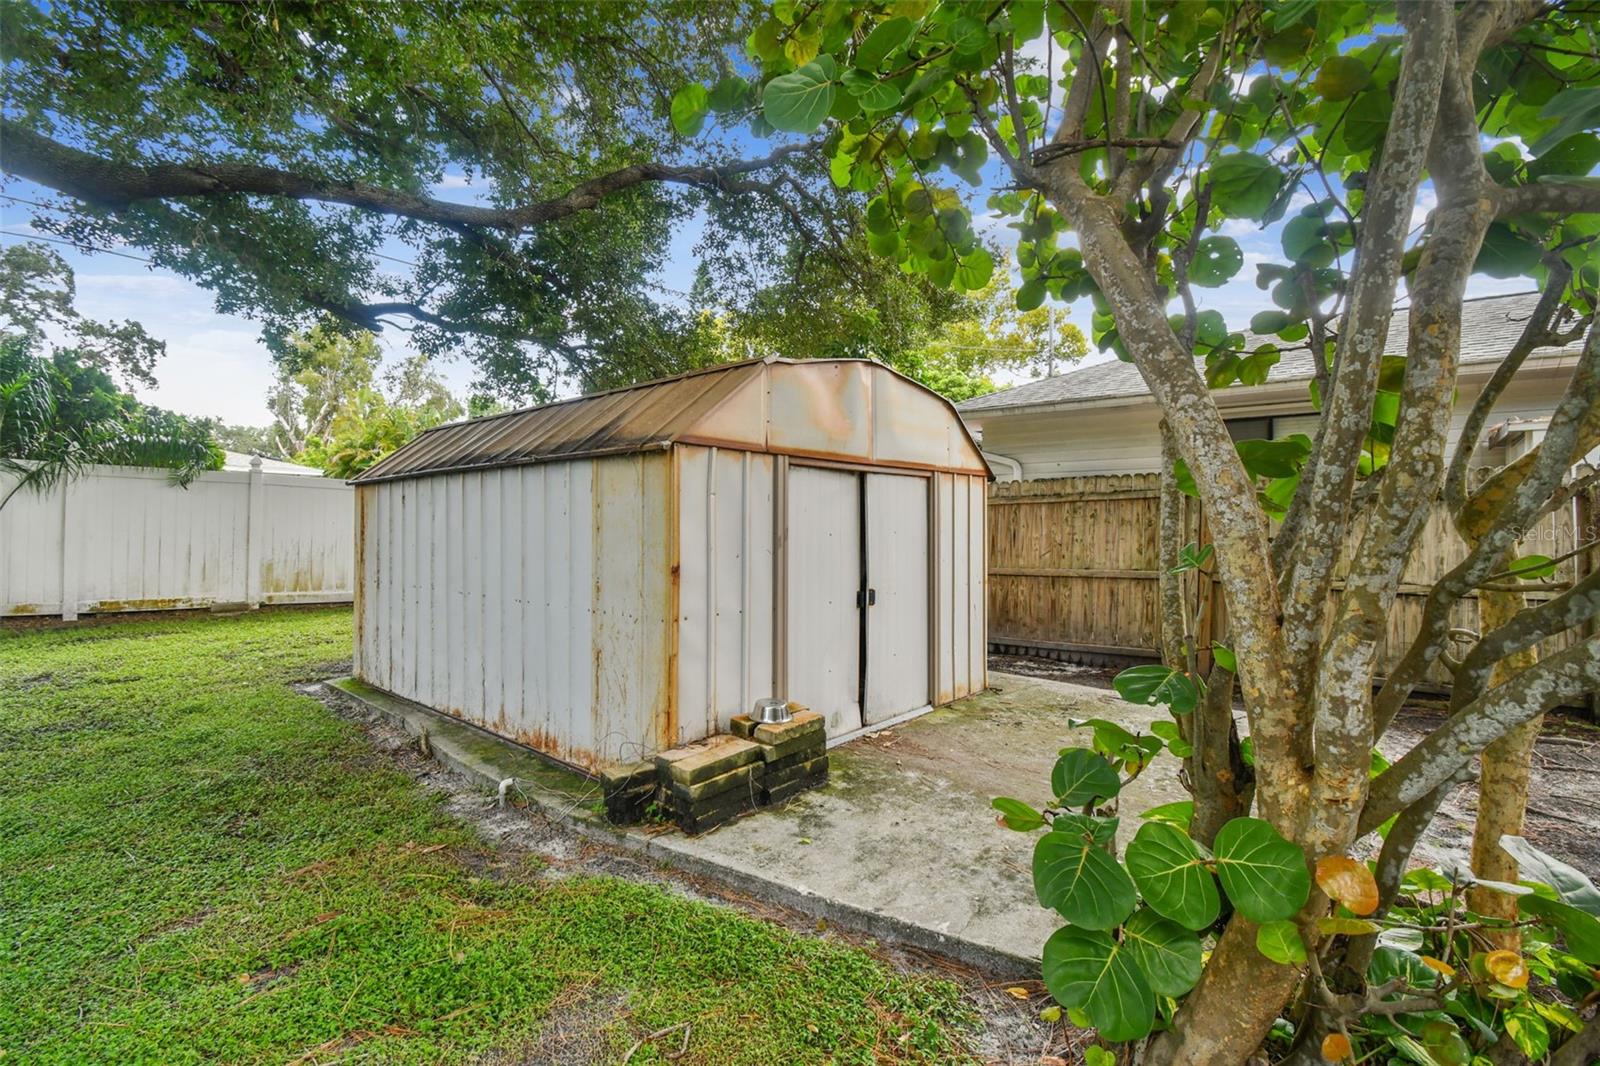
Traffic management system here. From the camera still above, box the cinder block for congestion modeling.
[759,770,829,806]
[676,799,752,835]
[669,782,757,833]
[763,748,824,776]
[763,754,828,790]
[671,782,754,818]
[604,780,660,825]
[728,714,757,740]
[752,710,824,747]
[665,760,762,805]
[758,732,826,764]
[655,735,761,786]
[600,759,661,826]
[600,759,658,795]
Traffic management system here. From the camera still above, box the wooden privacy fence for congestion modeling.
[1,461,354,620]
[988,473,1595,690]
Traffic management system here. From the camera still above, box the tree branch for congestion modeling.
[1454,565,1600,700]
[0,120,818,233]
[1375,317,1600,731]
[1443,259,1573,517]
[1361,633,1600,835]
[1497,179,1600,219]
[1048,168,1308,834]
[1278,0,1452,697]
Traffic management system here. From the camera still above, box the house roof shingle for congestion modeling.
[957,292,1587,415]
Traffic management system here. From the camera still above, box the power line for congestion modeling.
[0,228,154,263]
[0,193,65,212]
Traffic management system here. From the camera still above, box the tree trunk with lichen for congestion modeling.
[1467,576,1540,950]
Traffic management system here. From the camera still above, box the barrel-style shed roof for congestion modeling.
[353,356,990,483]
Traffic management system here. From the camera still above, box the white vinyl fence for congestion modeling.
[1,460,353,619]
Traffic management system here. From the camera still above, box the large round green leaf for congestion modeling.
[853,16,915,71]
[1474,223,1544,279]
[1124,821,1220,931]
[670,84,709,137]
[1042,928,1156,1042]
[1520,896,1600,964]
[992,796,1045,831]
[1112,664,1198,715]
[1206,152,1283,220]
[1189,236,1243,287]
[1314,55,1371,101]
[955,247,994,291]
[1255,919,1308,964]
[1339,90,1392,153]
[1250,309,1294,336]
[1122,908,1202,997]
[707,76,750,114]
[1499,835,1600,915]
[1033,817,1137,930]
[762,57,838,133]
[1281,213,1334,267]
[1016,277,1046,311]
[1212,817,1311,923]
[1051,749,1121,807]
[857,80,903,113]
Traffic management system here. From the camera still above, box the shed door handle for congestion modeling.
[859,587,876,607]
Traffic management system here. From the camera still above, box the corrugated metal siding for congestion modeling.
[784,464,863,737]
[931,472,987,703]
[675,445,776,742]
[355,455,672,772]
[863,472,931,723]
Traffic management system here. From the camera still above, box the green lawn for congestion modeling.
[0,607,975,1064]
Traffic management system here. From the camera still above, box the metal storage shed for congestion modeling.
[350,356,989,772]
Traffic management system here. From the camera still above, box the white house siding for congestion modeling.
[973,366,1579,481]
[674,445,777,744]
[1,464,350,617]
[354,453,673,772]
[976,404,1169,480]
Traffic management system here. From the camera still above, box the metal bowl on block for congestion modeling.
[752,698,791,725]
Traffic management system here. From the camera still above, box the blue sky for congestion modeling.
[0,130,1534,427]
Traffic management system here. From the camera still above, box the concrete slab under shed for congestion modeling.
[325,671,1189,973]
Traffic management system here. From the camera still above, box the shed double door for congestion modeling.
[786,465,930,738]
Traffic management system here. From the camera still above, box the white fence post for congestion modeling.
[59,479,80,621]
[245,456,265,608]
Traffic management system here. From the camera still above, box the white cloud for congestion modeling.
[1409,185,1437,231]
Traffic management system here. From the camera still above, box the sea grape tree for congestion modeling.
[685,1,1600,1061]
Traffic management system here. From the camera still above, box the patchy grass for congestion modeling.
[0,608,976,1064]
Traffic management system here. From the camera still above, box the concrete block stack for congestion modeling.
[599,760,659,824]
[732,708,829,806]
[655,735,763,834]
[599,705,830,834]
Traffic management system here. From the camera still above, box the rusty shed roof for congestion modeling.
[353,356,990,484]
